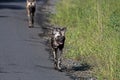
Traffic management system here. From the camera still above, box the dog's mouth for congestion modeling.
[54,36,65,46]
[58,42,63,45]
[54,41,63,47]
[57,39,64,45]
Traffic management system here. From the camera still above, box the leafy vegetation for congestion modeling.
[50,0,120,79]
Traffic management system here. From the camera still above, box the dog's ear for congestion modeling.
[61,27,66,36]
[52,27,58,35]
[62,27,66,31]
[49,26,56,35]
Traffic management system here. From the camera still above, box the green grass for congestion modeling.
[50,0,120,80]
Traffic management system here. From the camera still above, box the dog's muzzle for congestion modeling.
[56,36,65,45]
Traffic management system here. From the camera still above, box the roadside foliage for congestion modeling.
[50,0,120,80]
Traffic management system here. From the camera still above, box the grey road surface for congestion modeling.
[0,0,71,80]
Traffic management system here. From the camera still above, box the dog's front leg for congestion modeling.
[26,3,31,27]
[52,48,57,61]
[57,49,63,70]
[26,1,30,17]
[53,48,58,69]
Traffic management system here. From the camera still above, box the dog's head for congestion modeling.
[52,27,66,46]
[27,0,36,6]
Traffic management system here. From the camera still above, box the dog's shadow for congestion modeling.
[72,63,91,71]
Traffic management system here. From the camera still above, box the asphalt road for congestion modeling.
[0,0,71,80]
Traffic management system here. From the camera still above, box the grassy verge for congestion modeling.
[50,0,120,79]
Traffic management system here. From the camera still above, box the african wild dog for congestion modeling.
[51,27,66,71]
[26,0,36,28]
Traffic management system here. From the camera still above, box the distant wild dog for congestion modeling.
[51,27,66,71]
[26,0,36,28]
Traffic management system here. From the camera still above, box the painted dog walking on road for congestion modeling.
[51,27,66,71]
[26,0,36,28]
